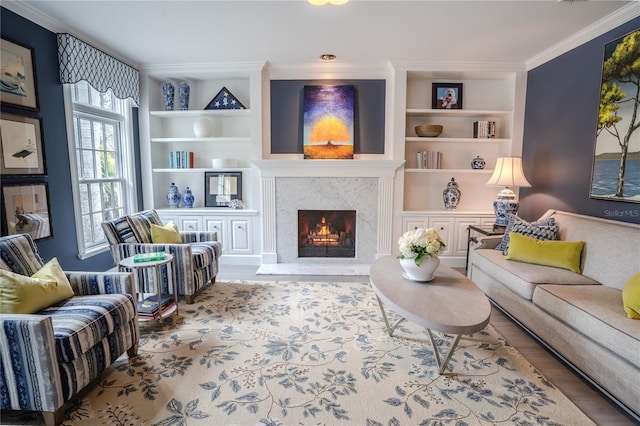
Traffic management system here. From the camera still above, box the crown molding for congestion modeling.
[526,2,640,71]
[1,0,140,68]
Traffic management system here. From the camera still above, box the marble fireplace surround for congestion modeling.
[253,160,403,275]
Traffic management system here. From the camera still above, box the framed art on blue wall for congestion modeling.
[1,181,52,240]
[0,37,39,111]
[589,29,640,204]
[0,113,46,175]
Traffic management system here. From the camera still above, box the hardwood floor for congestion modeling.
[217,265,638,425]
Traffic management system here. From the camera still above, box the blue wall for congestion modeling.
[1,7,143,270]
[519,17,640,224]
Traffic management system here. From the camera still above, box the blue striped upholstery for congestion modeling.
[102,211,221,302]
[0,234,139,424]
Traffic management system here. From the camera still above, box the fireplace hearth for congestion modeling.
[298,210,356,258]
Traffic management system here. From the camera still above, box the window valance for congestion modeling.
[57,33,139,105]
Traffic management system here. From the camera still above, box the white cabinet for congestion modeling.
[156,208,259,264]
[400,212,495,267]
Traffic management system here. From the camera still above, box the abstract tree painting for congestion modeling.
[303,85,354,159]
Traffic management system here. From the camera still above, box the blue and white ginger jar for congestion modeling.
[162,82,175,111]
[178,82,190,110]
[166,182,182,208]
[471,155,486,170]
[443,177,461,210]
[183,186,194,208]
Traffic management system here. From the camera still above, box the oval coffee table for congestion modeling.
[370,255,491,375]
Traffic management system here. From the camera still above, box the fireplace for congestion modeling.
[298,210,356,258]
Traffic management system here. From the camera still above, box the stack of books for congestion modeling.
[169,151,195,168]
[416,151,442,169]
[137,295,176,320]
[133,252,166,263]
[473,121,497,138]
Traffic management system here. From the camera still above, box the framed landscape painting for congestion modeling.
[589,29,640,203]
[0,37,39,111]
[303,85,354,159]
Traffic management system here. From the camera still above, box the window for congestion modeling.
[64,81,137,259]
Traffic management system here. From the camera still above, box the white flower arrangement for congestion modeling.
[397,227,446,266]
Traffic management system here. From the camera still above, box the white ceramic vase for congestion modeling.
[193,117,213,138]
[400,256,440,282]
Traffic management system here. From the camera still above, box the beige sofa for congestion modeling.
[467,209,640,418]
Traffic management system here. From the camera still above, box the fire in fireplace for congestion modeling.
[298,210,356,258]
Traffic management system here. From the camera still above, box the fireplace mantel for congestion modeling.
[252,160,404,178]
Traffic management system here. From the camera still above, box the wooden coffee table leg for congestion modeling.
[427,329,462,375]
[375,295,405,337]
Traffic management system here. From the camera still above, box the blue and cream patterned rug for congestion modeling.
[7,280,594,425]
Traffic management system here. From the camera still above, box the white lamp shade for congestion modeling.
[486,157,531,188]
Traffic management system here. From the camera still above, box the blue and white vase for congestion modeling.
[443,177,461,210]
[162,82,175,111]
[471,155,486,170]
[183,186,194,208]
[178,82,190,110]
[166,182,181,208]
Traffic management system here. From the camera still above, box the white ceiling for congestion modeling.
[5,0,639,69]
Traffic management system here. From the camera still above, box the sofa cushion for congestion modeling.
[622,272,640,319]
[40,293,137,362]
[471,249,599,300]
[101,216,138,244]
[0,258,75,314]
[0,233,45,275]
[505,232,584,274]
[126,209,162,243]
[533,284,640,367]
[495,213,557,255]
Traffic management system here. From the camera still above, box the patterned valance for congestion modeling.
[57,33,139,105]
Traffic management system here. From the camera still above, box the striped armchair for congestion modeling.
[101,209,222,304]
[0,234,139,426]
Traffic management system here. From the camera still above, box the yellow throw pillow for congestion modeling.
[622,272,640,319]
[505,232,584,274]
[151,221,182,244]
[0,258,75,314]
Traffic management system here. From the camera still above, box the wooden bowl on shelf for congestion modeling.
[415,124,443,137]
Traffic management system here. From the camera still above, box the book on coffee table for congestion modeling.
[133,252,166,263]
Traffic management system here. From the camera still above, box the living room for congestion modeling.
[1,1,639,425]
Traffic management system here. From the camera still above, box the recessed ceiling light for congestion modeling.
[308,0,348,5]
[319,54,337,61]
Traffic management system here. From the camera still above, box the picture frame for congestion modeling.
[204,87,246,110]
[0,113,45,175]
[1,181,52,240]
[204,171,242,207]
[0,37,39,111]
[432,83,463,110]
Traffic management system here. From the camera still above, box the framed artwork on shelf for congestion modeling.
[1,181,52,240]
[432,83,463,110]
[0,37,39,111]
[204,87,246,110]
[589,28,640,204]
[0,113,45,175]
[204,171,242,207]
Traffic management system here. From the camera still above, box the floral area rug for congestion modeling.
[6,280,594,425]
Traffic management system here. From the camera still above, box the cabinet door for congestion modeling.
[403,218,427,232]
[427,217,454,256]
[229,218,252,254]
[178,216,202,232]
[157,214,178,226]
[204,218,226,252]
[453,218,482,257]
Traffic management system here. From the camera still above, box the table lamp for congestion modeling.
[486,157,531,227]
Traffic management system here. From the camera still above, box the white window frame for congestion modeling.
[63,84,138,259]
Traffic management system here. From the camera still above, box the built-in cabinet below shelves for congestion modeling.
[156,208,260,265]
[400,212,496,267]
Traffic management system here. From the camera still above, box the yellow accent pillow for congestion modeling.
[151,221,182,244]
[0,258,75,314]
[505,232,584,274]
[622,272,640,319]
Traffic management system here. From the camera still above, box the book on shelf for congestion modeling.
[416,150,442,169]
[133,252,166,263]
[169,151,195,168]
[137,295,176,319]
[473,121,496,139]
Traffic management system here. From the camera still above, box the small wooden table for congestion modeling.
[465,224,505,270]
[118,253,178,323]
[370,255,491,374]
